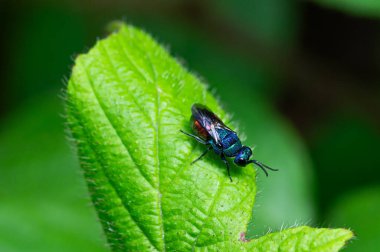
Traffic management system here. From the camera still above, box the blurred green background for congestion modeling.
[0,0,379,251]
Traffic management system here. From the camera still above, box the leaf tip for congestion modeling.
[338,227,355,243]
[106,21,126,34]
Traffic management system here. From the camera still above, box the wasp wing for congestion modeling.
[191,104,234,145]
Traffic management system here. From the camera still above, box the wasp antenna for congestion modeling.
[250,160,278,176]
[261,162,279,171]
[249,160,268,177]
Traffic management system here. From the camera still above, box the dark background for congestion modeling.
[0,0,379,251]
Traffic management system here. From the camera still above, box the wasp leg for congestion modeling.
[221,154,233,182]
[191,146,212,165]
[180,130,207,145]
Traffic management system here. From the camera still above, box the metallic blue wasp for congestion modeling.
[180,103,278,182]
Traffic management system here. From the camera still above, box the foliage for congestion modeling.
[0,97,107,251]
[314,0,380,18]
[328,187,380,252]
[142,20,316,235]
[66,23,353,251]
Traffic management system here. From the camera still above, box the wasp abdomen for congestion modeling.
[222,132,242,157]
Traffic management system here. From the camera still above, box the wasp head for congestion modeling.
[234,146,252,167]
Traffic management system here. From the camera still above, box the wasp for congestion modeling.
[181,104,278,181]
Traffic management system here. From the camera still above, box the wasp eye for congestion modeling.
[234,156,248,166]
[238,158,246,165]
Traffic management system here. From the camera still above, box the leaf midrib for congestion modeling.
[98,36,167,251]
[77,56,163,251]
[114,31,167,251]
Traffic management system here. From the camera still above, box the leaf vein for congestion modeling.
[78,60,161,250]
[145,50,167,252]
[101,40,155,128]
[192,180,225,251]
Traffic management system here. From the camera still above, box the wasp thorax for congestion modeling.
[234,146,253,166]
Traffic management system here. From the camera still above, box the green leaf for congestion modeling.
[210,0,299,47]
[0,96,107,252]
[313,0,380,18]
[327,186,380,252]
[136,22,316,234]
[246,226,353,251]
[7,7,85,106]
[310,114,380,212]
[66,22,353,251]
